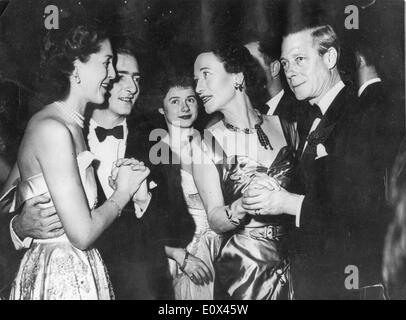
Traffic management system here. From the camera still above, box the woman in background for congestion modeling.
[152,71,222,299]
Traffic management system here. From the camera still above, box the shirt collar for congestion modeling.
[266,89,285,115]
[315,80,345,115]
[358,77,382,97]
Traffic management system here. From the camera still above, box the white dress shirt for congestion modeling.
[295,80,346,227]
[88,118,128,199]
[358,77,382,97]
[88,118,151,218]
[266,89,285,116]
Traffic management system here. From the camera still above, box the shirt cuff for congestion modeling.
[295,195,305,228]
[133,192,152,218]
[10,215,33,250]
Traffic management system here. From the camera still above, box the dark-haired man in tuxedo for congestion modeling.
[244,38,300,123]
[343,32,405,290]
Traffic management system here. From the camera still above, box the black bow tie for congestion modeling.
[309,103,323,120]
[95,125,124,142]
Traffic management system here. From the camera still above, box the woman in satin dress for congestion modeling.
[154,72,222,299]
[6,25,150,300]
[192,45,299,300]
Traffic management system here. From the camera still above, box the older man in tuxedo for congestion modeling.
[242,23,390,299]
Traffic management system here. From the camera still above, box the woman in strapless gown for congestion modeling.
[6,25,149,300]
[192,45,298,300]
[9,152,113,299]
[155,75,222,300]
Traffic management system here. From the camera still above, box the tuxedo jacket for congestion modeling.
[291,85,380,299]
[355,81,404,175]
[84,115,195,299]
[260,90,301,123]
[273,90,301,123]
[342,82,405,288]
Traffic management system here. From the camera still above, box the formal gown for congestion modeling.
[9,151,114,300]
[204,116,297,300]
[166,133,222,300]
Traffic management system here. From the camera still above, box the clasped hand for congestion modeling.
[241,173,288,216]
[108,158,150,199]
[181,253,213,286]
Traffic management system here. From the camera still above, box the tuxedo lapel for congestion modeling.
[124,117,152,165]
[274,91,298,122]
[82,119,106,204]
[300,87,350,158]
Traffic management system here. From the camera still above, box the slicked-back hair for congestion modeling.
[310,25,341,62]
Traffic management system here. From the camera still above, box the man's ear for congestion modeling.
[356,52,367,68]
[270,60,281,78]
[323,47,338,70]
[158,107,165,115]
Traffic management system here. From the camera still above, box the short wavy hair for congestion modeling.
[211,44,266,107]
[39,24,109,104]
[310,25,341,62]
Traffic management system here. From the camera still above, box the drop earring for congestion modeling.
[74,73,81,84]
[234,82,243,92]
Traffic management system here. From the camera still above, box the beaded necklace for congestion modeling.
[223,113,273,150]
[55,101,85,129]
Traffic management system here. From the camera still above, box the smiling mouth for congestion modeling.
[119,97,134,102]
[101,83,111,91]
[199,95,212,104]
[179,115,192,120]
[292,82,305,89]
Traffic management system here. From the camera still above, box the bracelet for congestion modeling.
[180,249,189,270]
[107,198,122,217]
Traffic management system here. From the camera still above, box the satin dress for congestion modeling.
[9,151,114,300]
[205,116,298,300]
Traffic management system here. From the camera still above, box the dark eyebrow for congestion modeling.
[200,67,210,71]
[117,70,141,76]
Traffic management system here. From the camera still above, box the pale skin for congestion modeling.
[192,51,291,234]
[159,85,213,285]
[3,39,150,250]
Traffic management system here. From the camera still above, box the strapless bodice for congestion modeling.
[13,151,98,244]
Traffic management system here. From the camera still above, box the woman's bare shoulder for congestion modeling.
[25,105,72,143]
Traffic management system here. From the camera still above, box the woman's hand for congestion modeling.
[181,252,213,286]
[113,158,150,200]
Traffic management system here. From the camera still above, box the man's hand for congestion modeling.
[12,194,64,240]
[242,179,301,216]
